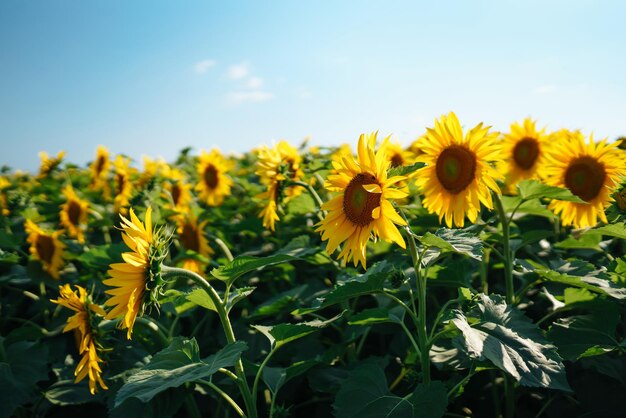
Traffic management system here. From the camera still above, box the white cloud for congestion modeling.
[227,63,249,80]
[194,59,216,74]
[226,90,274,105]
[246,76,263,89]
[533,84,557,94]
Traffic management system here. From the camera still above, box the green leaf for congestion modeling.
[586,222,626,239]
[44,380,104,406]
[536,269,626,300]
[348,307,403,326]
[419,228,483,264]
[76,243,126,269]
[252,312,343,348]
[333,362,447,418]
[225,286,256,312]
[210,236,317,284]
[115,338,247,406]
[262,360,319,394]
[387,162,425,178]
[185,288,217,312]
[452,294,571,391]
[517,179,586,203]
[500,195,555,218]
[555,233,602,250]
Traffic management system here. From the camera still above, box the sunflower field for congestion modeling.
[1,113,626,418]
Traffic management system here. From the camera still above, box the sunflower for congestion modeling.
[255,141,304,231]
[38,151,66,179]
[414,112,503,228]
[60,185,89,243]
[316,132,408,269]
[384,140,415,169]
[408,134,427,157]
[176,214,213,275]
[51,284,108,395]
[104,207,153,339]
[90,146,111,194]
[544,132,626,228]
[138,156,168,188]
[25,220,65,279]
[499,118,550,192]
[163,168,193,217]
[113,155,133,214]
[195,149,233,206]
[0,176,10,216]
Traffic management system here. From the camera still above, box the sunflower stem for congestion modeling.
[291,180,326,219]
[494,194,515,305]
[213,237,234,262]
[161,265,258,418]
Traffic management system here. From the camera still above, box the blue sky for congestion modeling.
[1,0,625,172]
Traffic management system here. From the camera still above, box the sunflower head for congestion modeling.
[414,112,503,228]
[60,185,89,243]
[0,176,10,216]
[51,284,108,395]
[195,149,234,207]
[383,140,416,169]
[544,133,626,228]
[113,155,134,214]
[176,214,213,275]
[24,220,65,279]
[316,132,408,268]
[499,118,550,192]
[91,145,110,182]
[616,136,626,151]
[38,151,66,179]
[104,207,170,339]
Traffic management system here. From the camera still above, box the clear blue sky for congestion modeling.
[1,0,625,172]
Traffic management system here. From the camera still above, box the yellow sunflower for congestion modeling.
[384,140,415,169]
[316,132,408,269]
[104,207,153,339]
[544,132,626,228]
[25,220,65,279]
[195,149,233,206]
[499,118,550,192]
[60,185,89,243]
[138,156,168,188]
[408,134,427,157]
[38,151,66,179]
[255,141,304,231]
[51,284,108,395]
[90,146,111,195]
[113,155,133,215]
[176,214,213,275]
[163,168,193,216]
[415,112,503,228]
[0,176,10,216]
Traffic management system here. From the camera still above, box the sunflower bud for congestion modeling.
[388,268,407,289]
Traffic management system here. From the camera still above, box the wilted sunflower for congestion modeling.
[544,132,626,228]
[25,220,65,279]
[316,132,408,269]
[113,155,133,214]
[0,176,9,216]
[499,118,550,192]
[104,207,164,339]
[195,149,233,206]
[90,145,111,195]
[51,284,108,395]
[176,214,213,275]
[60,185,89,243]
[415,112,503,228]
[38,151,65,179]
[255,141,304,231]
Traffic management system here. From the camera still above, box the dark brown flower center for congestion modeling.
[116,173,126,195]
[436,146,476,194]
[343,173,381,226]
[564,156,606,202]
[36,234,56,264]
[180,223,200,252]
[171,183,181,206]
[203,165,219,189]
[95,155,106,176]
[513,137,540,170]
[390,153,404,168]
[67,200,82,226]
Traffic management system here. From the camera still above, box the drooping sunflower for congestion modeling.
[113,155,133,215]
[544,132,626,228]
[90,145,111,194]
[499,118,550,192]
[51,284,108,395]
[25,220,65,279]
[195,149,233,206]
[316,132,408,269]
[104,207,154,339]
[0,176,10,216]
[60,185,89,243]
[38,151,66,179]
[255,141,304,231]
[176,214,213,275]
[414,112,503,228]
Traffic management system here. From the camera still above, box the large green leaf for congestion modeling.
[516,179,586,203]
[419,228,483,266]
[586,222,626,239]
[210,236,317,284]
[333,362,447,418]
[115,338,247,406]
[535,269,626,300]
[451,294,570,391]
[262,360,319,395]
[252,312,342,349]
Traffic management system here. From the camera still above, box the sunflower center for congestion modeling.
[116,173,126,195]
[343,173,381,226]
[513,137,540,170]
[36,234,56,264]
[435,146,476,194]
[95,155,106,176]
[171,184,181,206]
[564,156,606,202]
[203,165,219,189]
[390,153,404,168]
[180,223,200,252]
[67,200,82,225]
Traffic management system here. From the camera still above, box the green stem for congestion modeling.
[252,345,279,408]
[213,237,235,262]
[494,194,515,305]
[198,379,245,417]
[292,180,326,220]
[161,265,257,418]
[504,374,516,418]
[134,317,170,347]
[184,393,201,418]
